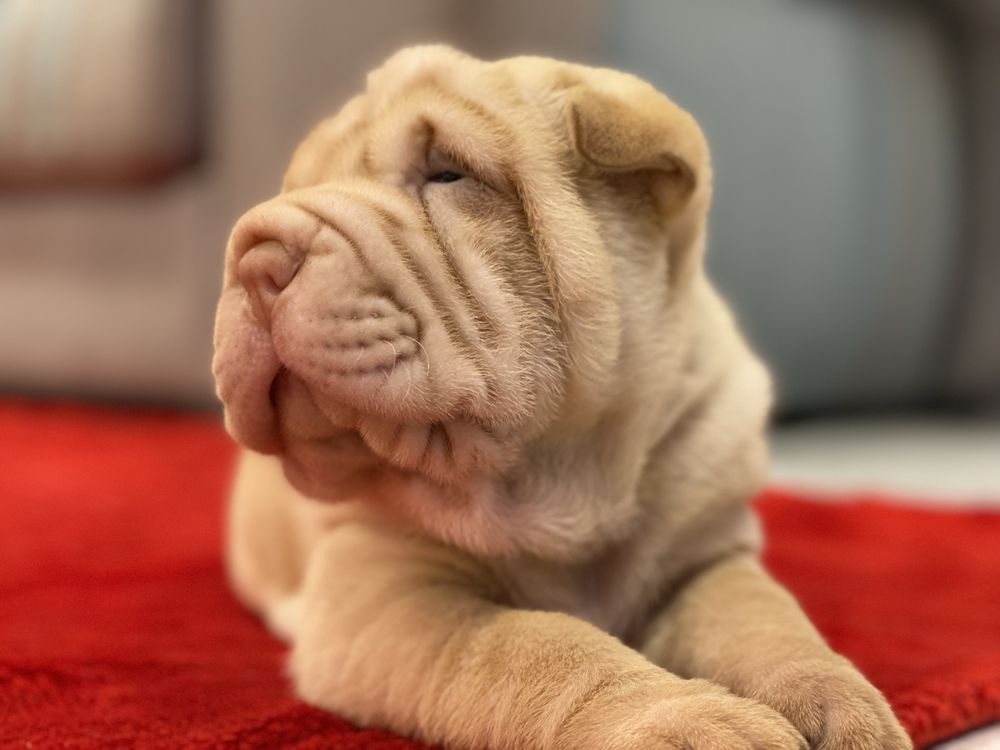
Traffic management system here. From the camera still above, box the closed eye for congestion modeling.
[428,171,463,184]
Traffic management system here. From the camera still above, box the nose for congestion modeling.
[238,241,303,323]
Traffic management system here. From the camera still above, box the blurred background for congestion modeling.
[0,0,997,497]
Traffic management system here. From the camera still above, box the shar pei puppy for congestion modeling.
[213,46,911,750]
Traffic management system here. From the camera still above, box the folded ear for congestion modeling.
[566,83,709,218]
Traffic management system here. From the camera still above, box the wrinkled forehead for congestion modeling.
[282,48,542,192]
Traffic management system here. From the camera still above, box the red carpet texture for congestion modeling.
[1,399,999,749]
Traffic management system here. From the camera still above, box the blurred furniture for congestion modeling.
[0,0,996,415]
[0,0,200,184]
[604,0,1000,414]
[0,0,600,405]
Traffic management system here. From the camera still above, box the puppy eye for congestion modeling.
[427,171,463,184]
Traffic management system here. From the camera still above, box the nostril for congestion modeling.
[238,240,303,323]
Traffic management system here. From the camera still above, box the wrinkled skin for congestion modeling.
[214,46,912,750]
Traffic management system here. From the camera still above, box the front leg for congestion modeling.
[289,522,806,750]
[641,554,911,749]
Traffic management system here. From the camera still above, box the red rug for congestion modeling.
[1,400,998,749]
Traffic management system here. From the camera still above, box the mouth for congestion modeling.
[269,363,511,496]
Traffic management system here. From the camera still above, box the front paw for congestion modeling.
[561,678,807,750]
[751,658,911,750]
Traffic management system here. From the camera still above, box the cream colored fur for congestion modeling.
[213,46,911,749]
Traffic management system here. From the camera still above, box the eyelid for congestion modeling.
[425,149,466,176]
[424,145,506,194]
[424,142,481,182]
[431,159,501,193]
[428,170,463,183]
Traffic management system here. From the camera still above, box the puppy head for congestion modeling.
[213,46,712,554]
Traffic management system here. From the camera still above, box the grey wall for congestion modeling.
[601,0,965,414]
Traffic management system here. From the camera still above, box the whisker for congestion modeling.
[397,339,416,402]
[352,344,366,368]
[385,340,398,384]
[402,359,414,402]
[403,334,432,377]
